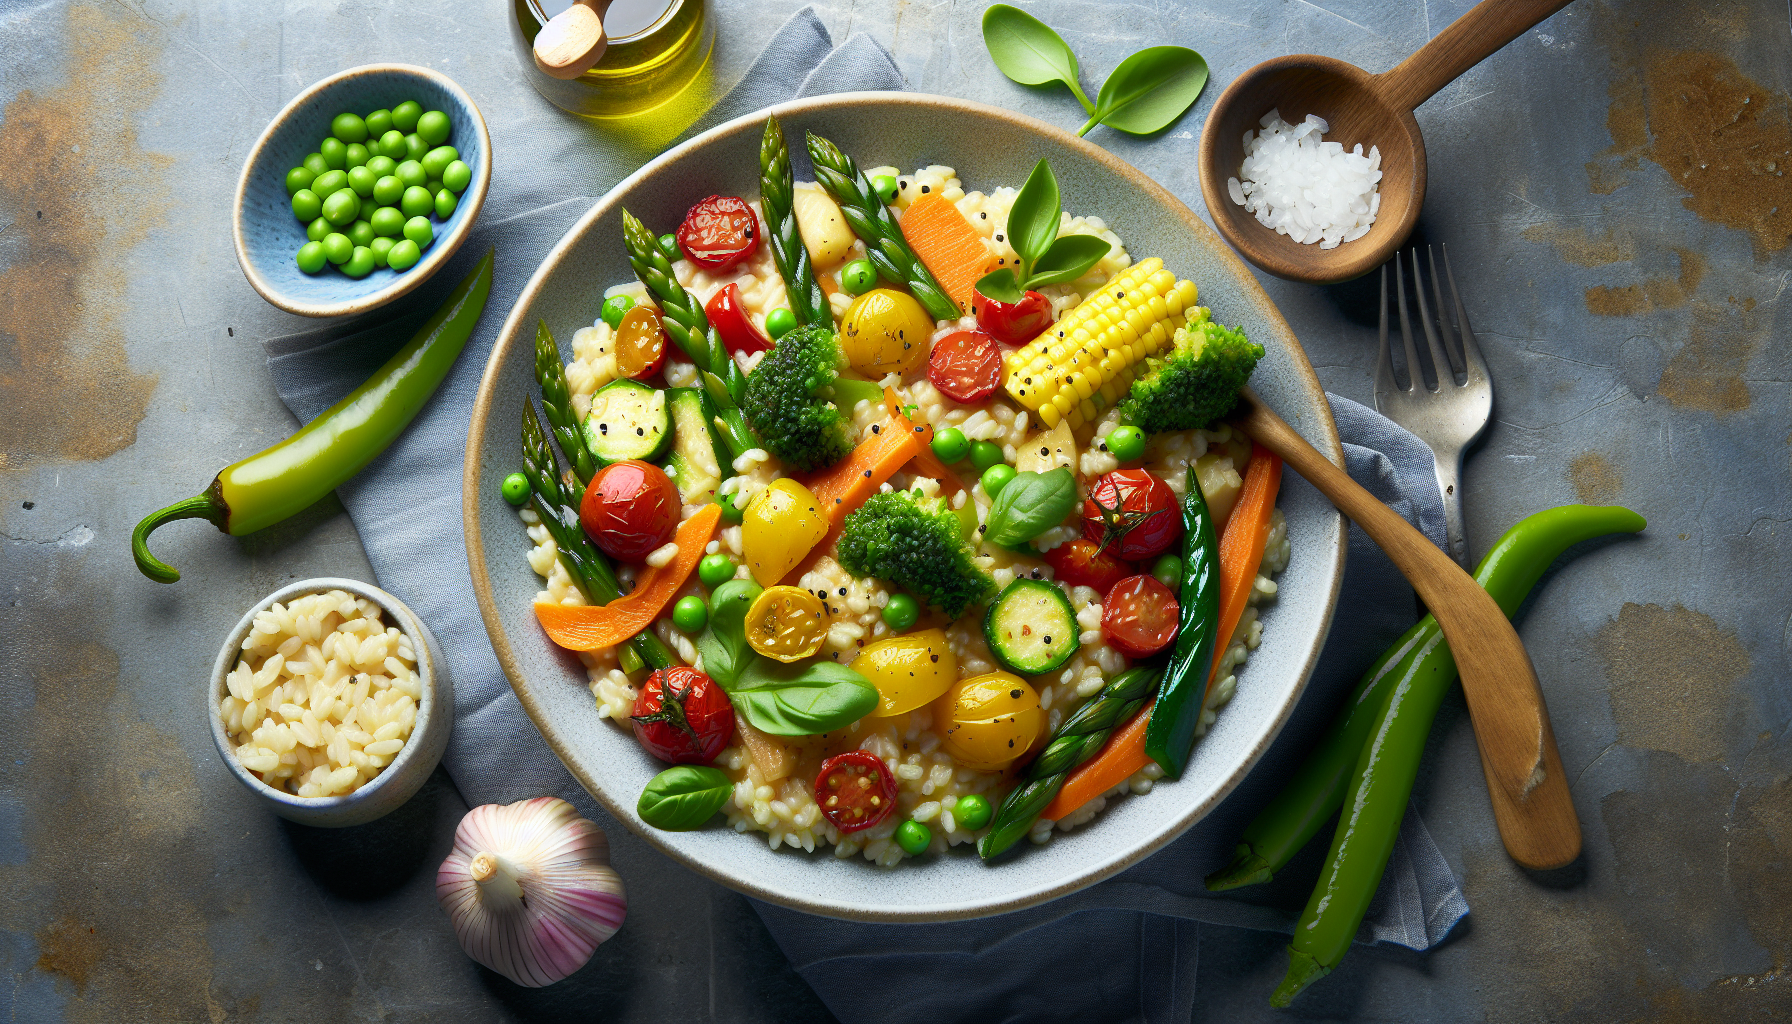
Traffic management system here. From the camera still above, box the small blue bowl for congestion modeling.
[233,64,491,318]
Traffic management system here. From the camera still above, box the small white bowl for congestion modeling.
[208,578,454,828]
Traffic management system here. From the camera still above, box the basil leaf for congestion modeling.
[1024,234,1113,289]
[975,267,1025,305]
[983,467,1078,546]
[1004,159,1061,272]
[638,765,733,831]
[981,4,1094,113]
[1081,46,1210,137]
[730,658,879,737]
[695,578,763,688]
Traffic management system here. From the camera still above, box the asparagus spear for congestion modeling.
[804,131,962,322]
[534,320,598,489]
[758,116,830,328]
[977,666,1160,860]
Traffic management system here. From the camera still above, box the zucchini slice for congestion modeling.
[984,578,1080,675]
[581,379,672,465]
[664,387,733,504]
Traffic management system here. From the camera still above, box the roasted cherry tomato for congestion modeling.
[854,629,957,716]
[580,460,679,561]
[676,195,759,271]
[1102,574,1181,658]
[614,305,668,379]
[741,478,829,586]
[927,329,1003,403]
[630,666,735,765]
[974,289,1053,345]
[704,282,774,355]
[933,671,1043,771]
[814,750,898,833]
[840,288,933,376]
[1042,538,1133,593]
[1083,469,1182,562]
[745,585,830,663]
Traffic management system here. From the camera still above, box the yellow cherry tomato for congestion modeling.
[853,629,957,717]
[742,478,829,586]
[840,288,934,376]
[745,585,831,662]
[932,671,1044,771]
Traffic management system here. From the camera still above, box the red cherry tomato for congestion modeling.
[974,289,1053,345]
[1082,469,1182,562]
[1102,575,1181,658]
[927,329,1003,403]
[677,195,759,271]
[580,460,679,561]
[813,750,898,834]
[630,666,735,765]
[1042,538,1133,593]
[704,282,774,355]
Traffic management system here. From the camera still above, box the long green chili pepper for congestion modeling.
[978,666,1160,860]
[1143,466,1221,779]
[534,320,599,488]
[804,132,962,323]
[758,117,829,328]
[131,248,495,584]
[1266,504,1646,1008]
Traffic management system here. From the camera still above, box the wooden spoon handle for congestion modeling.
[1234,389,1581,870]
[1376,0,1574,112]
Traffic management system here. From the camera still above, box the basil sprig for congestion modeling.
[975,160,1111,305]
[697,579,879,736]
[983,467,1078,547]
[638,765,732,831]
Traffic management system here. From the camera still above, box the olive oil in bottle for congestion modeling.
[510,0,713,118]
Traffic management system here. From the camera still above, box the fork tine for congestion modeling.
[1375,263,1397,408]
[1409,248,1453,392]
[1424,246,1464,381]
[1440,243,1491,384]
[1394,251,1425,393]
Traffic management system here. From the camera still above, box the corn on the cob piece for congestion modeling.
[1002,258,1201,430]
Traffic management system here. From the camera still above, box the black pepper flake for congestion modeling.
[899,179,909,190]
[1031,568,1042,579]
[863,470,873,478]
[635,427,645,436]
[599,423,609,434]
[838,587,847,596]
[22,501,33,510]
[872,424,881,434]
[920,184,931,194]
[995,233,1004,242]
[1010,689,1022,699]
[930,654,939,662]
[1043,635,1052,644]
[980,212,988,219]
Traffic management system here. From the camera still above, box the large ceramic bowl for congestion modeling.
[465,93,1345,921]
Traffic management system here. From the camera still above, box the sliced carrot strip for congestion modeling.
[1039,707,1151,822]
[534,504,721,652]
[883,388,968,496]
[900,194,995,314]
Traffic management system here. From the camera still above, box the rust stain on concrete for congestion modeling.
[35,918,103,993]
[1657,299,1761,415]
[1584,248,1705,317]
[1520,223,1638,266]
[1569,452,1623,504]
[1594,602,1750,762]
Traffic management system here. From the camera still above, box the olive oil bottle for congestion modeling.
[510,0,713,118]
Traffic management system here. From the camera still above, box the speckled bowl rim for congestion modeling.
[464,92,1346,921]
[207,577,448,821]
[231,63,493,319]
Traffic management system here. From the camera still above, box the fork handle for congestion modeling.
[1432,448,1471,570]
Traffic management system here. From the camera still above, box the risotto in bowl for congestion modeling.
[466,94,1344,921]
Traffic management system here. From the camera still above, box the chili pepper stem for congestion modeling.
[131,489,228,584]
[1270,948,1328,1008]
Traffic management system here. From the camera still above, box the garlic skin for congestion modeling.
[436,797,626,987]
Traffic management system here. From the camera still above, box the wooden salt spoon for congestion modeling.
[1234,388,1580,871]
[1197,0,1574,284]
[534,0,616,80]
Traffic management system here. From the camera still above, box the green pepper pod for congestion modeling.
[1269,504,1646,1008]
[131,248,495,583]
[1143,465,1222,779]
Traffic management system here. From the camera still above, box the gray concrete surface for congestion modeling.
[3,0,1789,1020]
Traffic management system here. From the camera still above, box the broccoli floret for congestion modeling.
[741,325,883,472]
[1117,318,1265,434]
[836,491,995,618]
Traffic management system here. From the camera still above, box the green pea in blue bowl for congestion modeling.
[233,63,491,318]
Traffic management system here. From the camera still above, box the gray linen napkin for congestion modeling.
[261,11,1465,1020]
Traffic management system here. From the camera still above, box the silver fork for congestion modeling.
[1374,244,1493,570]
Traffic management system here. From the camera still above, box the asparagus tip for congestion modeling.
[1269,947,1328,1008]
[1203,844,1273,891]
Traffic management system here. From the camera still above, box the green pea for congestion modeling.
[403,133,429,162]
[386,238,421,271]
[347,165,378,198]
[764,307,797,339]
[375,129,406,161]
[346,219,375,247]
[970,440,1005,472]
[697,553,736,590]
[321,232,354,265]
[322,188,360,226]
[372,174,404,207]
[391,100,422,133]
[501,471,531,506]
[883,593,919,632]
[420,145,458,181]
[395,159,427,188]
[364,108,394,138]
[400,185,434,219]
[601,295,634,328]
[871,174,900,205]
[1105,425,1148,463]
[290,188,322,222]
[319,137,347,169]
[295,240,327,274]
[1151,554,1183,590]
[895,820,932,856]
[302,152,330,177]
[403,215,434,248]
[718,490,745,524]
[981,463,1017,497]
[672,595,709,634]
[424,179,443,198]
[306,216,332,243]
[658,232,680,262]
[370,206,406,237]
[931,426,971,464]
[369,236,394,267]
[435,188,457,219]
[840,258,877,295]
[284,166,315,195]
[365,154,397,178]
[953,793,993,831]
[341,245,377,279]
[442,159,471,194]
[331,112,368,144]
[416,109,451,146]
[310,169,348,198]
[344,142,369,169]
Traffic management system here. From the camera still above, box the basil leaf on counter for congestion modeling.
[981,4,1094,113]
[1081,46,1209,137]
[1004,159,1062,272]
[1025,234,1113,288]
[983,467,1078,547]
[638,765,732,831]
[731,658,879,737]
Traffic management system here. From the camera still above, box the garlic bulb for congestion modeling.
[436,797,627,987]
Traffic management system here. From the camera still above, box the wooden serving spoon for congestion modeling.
[534,0,616,80]
[1197,0,1574,284]
[1234,388,1579,871]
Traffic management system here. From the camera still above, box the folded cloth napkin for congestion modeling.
[262,11,1465,1021]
